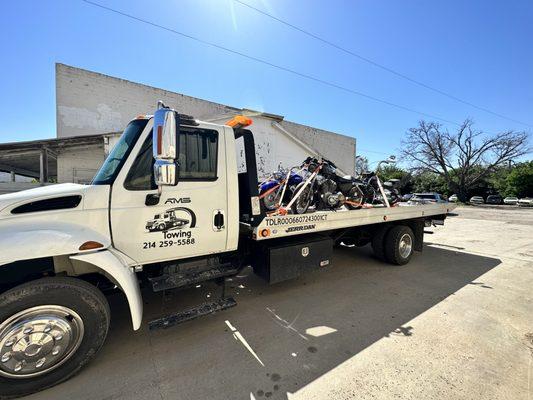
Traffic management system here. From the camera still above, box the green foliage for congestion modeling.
[488,166,509,195]
[487,161,533,197]
[377,165,408,182]
[412,172,448,194]
[505,161,533,197]
[377,165,414,193]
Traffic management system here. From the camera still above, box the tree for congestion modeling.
[377,165,414,193]
[412,171,449,194]
[401,119,530,201]
[377,164,408,181]
[355,156,369,175]
[505,161,533,197]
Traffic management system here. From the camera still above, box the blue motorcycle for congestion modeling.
[259,165,303,211]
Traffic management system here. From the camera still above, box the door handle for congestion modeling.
[214,210,224,230]
[145,193,160,206]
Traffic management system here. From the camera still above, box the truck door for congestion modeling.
[110,120,229,264]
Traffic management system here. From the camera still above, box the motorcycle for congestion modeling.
[258,164,303,210]
[290,157,366,214]
[357,158,402,206]
[289,157,401,214]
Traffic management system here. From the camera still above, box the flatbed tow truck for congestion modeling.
[0,104,454,397]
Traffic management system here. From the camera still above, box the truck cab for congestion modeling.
[0,106,262,397]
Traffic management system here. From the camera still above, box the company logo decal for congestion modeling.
[145,207,196,233]
[165,197,191,204]
[143,206,197,249]
[286,224,316,233]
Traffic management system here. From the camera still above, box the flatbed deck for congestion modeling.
[247,203,456,240]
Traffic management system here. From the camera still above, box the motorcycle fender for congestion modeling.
[260,180,279,192]
[70,250,143,331]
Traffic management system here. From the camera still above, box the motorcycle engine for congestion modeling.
[320,179,345,208]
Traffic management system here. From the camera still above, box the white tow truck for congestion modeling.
[0,104,454,397]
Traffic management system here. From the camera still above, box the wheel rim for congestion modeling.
[398,233,413,259]
[263,191,281,210]
[296,187,311,214]
[0,305,84,379]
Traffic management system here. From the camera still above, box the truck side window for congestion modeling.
[124,127,218,190]
[124,130,156,191]
[178,128,218,180]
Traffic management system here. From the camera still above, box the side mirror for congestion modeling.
[154,159,176,186]
[153,105,178,187]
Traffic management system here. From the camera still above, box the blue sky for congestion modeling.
[1,0,532,163]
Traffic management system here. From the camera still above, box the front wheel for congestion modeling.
[260,189,282,211]
[0,277,110,398]
[290,182,314,214]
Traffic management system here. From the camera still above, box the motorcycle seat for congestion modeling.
[338,175,355,184]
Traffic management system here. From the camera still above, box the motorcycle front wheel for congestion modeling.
[261,189,282,211]
[291,182,313,214]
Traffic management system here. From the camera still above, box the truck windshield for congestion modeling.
[92,119,149,185]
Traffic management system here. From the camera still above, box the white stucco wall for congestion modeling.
[57,144,104,184]
[56,64,356,175]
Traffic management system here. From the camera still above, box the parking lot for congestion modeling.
[25,206,533,400]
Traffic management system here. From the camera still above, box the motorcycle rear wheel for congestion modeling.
[345,187,365,210]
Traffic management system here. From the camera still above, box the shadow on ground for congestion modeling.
[26,245,501,400]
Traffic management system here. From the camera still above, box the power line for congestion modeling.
[358,148,394,155]
[233,0,533,129]
[81,0,466,127]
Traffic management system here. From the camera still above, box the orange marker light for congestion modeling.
[260,229,271,238]
[226,115,253,129]
[79,241,104,251]
[157,125,163,155]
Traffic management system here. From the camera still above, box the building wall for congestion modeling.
[57,144,104,184]
[56,64,237,139]
[56,63,356,175]
[0,172,32,183]
[280,120,356,173]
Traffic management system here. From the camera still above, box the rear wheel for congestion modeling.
[0,277,110,398]
[384,225,415,265]
[345,187,365,210]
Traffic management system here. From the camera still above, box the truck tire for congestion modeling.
[0,277,110,398]
[384,225,414,265]
[371,225,390,261]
